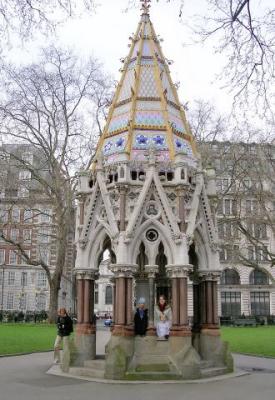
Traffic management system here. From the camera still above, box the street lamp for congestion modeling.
[0,262,5,313]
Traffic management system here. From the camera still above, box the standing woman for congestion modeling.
[53,308,73,364]
[154,295,172,340]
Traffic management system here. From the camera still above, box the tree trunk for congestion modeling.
[48,281,60,323]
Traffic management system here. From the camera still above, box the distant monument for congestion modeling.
[73,0,233,380]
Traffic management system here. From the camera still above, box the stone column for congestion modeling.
[197,271,232,366]
[177,188,186,232]
[118,186,127,232]
[145,265,159,335]
[109,264,138,336]
[166,265,192,336]
[75,269,98,364]
[198,271,221,330]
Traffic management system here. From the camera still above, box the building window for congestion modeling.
[224,199,237,215]
[36,293,46,311]
[23,229,32,244]
[0,270,3,285]
[19,293,27,310]
[38,228,50,244]
[221,292,241,317]
[39,209,51,223]
[218,222,239,239]
[0,249,5,264]
[220,245,239,262]
[7,292,14,309]
[105,286,113,305]
[37,246,50,264]
[20,250,31,264]
[246,199,258,215]
[0,229,8,242]
[37,271,47,288]
[23,209,32,223]
[11,208,20,223]
[0,208,9,223]
[221,269,240,285]
[10,228,20,242]
[251,292,270,316]
[94,283,98,304]
[248,246,268,262]
[9,250,17,265]
[19,170,31,180]
[21,272,28,286]
[249,270,269,285]
[8,271,15,285]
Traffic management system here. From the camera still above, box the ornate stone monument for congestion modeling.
[73,0,233,380]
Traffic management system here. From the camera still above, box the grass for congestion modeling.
[0,323,56,355]
[221,326,275,357]
[1,324,275,357]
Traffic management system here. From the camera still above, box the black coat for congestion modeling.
[56,315,73,337]
[134,308,148,335]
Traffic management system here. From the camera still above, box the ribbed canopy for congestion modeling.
[95,9,197,165]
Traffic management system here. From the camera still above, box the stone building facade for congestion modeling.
[0,144,73,314]
[204,141,275,319]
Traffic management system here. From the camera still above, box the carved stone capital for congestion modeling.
[198,270,221,282]
[75,269,99,281]
[145,264,159,278]
[109,264,138,278]
[166,264,192,278]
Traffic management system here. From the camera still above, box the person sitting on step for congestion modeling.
[134,297,148,336]
[154,295,172,340]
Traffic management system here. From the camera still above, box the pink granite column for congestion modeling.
[110,264,138,336]
[75,270,97,362]
[166,265,191,337]
[199,271,221,331]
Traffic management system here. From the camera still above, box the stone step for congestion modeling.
[69,367,105,379]
[134,337,169,356]
[200,366,228,378]
[125,371,182,381]
[84,359,105,370]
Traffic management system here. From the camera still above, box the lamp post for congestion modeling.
[0,263,5,313]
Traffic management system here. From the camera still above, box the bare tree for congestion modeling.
[0,45,111,321]
[0,0,97,49]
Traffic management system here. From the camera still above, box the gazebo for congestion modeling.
[73,0,233,380]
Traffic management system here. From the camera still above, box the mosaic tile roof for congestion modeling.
[95,7,197,164]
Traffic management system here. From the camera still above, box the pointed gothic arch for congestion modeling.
[87,225,116,270]
[130,219,174,265]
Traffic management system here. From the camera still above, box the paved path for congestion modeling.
[1,330,275,400]
[1,353,275,400]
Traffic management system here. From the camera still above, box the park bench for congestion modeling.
[233,318,257,327]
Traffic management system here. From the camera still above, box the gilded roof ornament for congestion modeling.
[140,0,151,15]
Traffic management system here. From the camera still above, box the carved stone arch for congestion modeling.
[136,242,149,276]
[249,267,271,285]
[88,225,116,270]
[130,219,174,265]
[193,226,210,270]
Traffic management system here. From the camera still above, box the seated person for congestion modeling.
[134,297,148,336]
[154,295,172,340]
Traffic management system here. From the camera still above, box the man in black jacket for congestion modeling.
[54,308,73,364]
[134,297,148,336]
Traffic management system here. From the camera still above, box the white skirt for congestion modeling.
[156,321,170,337]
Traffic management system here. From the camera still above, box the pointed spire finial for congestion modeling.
[140,0,151,15]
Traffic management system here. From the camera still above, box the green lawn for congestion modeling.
[221,326,275,357]
[0,324,56,355]
[1,324,275,357]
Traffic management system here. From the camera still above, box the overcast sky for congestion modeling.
[55,0,232,114]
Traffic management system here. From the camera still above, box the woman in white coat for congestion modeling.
[154,295,172,340]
